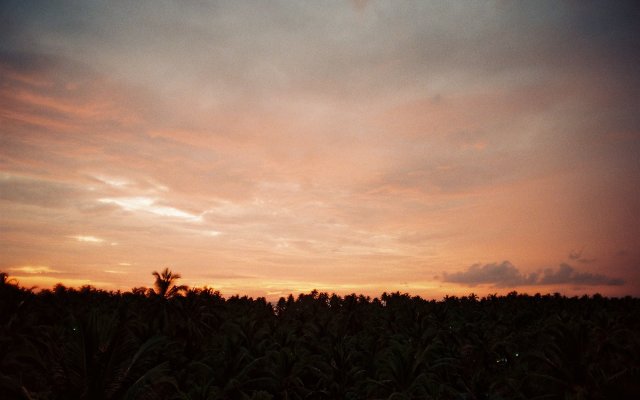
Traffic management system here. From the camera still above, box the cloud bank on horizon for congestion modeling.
[442,261,624,288]
[1,0,639,298]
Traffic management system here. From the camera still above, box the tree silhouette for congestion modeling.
[151,268,187,299]
[0,272,17,286]
[1,276,640,399]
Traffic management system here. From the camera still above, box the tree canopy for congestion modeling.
[1,271,639,399]
[151,267,187,299]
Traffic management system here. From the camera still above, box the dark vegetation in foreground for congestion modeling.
[1,270,639,400]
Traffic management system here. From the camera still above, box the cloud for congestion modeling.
[568,248,596,264]
[0,174,84,208]
[93,175,129,188]
[350,0,370,12]
[616,249,628,257]
[9,265,60,274]
[0,50,56,87]
[442,261,624,287]
[71,235,104,243]
[98,197,202,222]
[1,1,639,296]
[568,249,583,260]
[441,261,538,287]
[540,263,624,286]
[198,272,257,280]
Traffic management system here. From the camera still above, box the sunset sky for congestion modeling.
[1,0,639,300]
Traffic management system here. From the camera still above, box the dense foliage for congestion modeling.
[1,272,639,399]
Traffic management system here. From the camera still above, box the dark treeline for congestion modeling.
[1,271,639,399]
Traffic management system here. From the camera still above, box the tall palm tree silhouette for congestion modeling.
[0,272,18,286]
[151,268,187,299]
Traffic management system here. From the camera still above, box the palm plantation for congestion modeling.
[1,269,639,399]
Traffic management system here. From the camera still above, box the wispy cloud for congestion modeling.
[98,197,202,222]
[10,265,60,274]
[93,175,129,188]
[71,235,104,243]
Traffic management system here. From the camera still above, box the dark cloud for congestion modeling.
[569,248,596,264]
[0,50,54,76]
[441,261,538,287]
[569,249,583,260]
[540,263,624,286]
[443,261,624,287]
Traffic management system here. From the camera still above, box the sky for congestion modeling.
[1,0,639,300]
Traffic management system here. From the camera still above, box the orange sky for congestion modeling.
[1,1,639,300]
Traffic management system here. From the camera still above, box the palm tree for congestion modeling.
[0,272,18,286]
[50,310,178,399]
[151,268,187,299]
